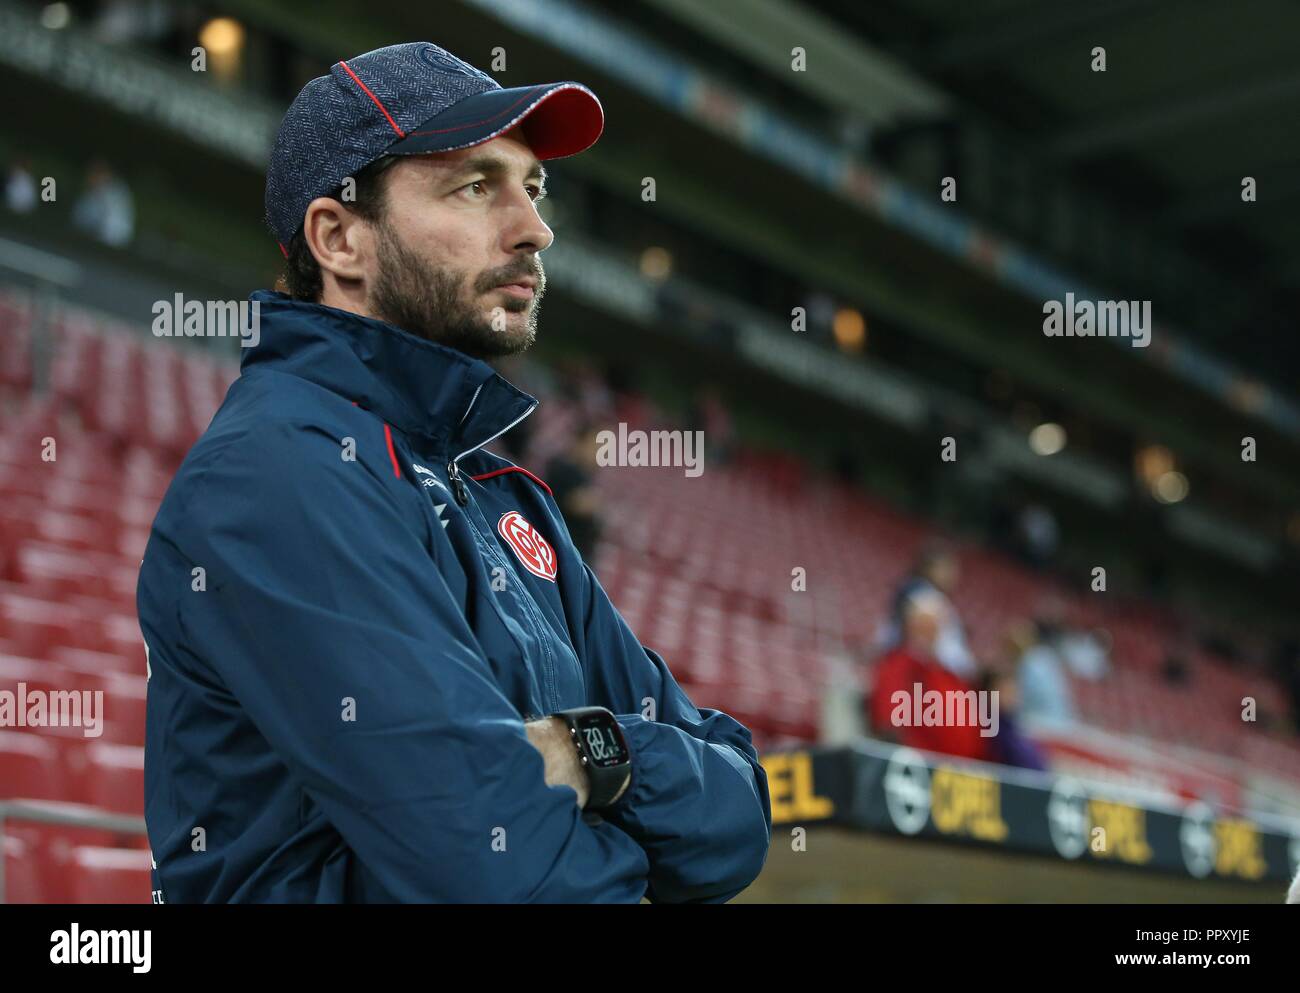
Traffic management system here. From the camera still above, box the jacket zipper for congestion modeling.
[447,460,468,506]
[439,392,561,707]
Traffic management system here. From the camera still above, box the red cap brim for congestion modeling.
[386,82,604,159]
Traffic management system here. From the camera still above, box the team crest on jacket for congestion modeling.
[497,511,558,582]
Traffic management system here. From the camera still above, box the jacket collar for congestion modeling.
[242,291,537,460]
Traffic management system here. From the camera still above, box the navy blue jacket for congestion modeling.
[137,291,771,902]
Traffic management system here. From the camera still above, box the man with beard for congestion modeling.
[137,42,770,903]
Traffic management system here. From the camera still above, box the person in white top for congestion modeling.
[878,543,977,679]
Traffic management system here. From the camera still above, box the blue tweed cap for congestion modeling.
[265,41,603,250]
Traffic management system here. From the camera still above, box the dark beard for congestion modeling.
[367,216,544,360]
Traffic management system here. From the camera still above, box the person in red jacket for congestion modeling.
[868,591,992,762]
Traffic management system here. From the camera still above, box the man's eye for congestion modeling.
[461,180,488,198]
[528,185,547,202]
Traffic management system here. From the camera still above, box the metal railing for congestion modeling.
[0,799,148,904]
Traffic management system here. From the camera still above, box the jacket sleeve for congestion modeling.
[167,421,649,902]
[573,560,772,903]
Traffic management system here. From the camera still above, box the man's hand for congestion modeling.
[525,716,590,808]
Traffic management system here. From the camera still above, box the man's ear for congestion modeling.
[302,196,372,288]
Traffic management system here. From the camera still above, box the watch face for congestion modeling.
[576,712,628,768]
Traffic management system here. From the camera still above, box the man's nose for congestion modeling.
[506,193,554,254]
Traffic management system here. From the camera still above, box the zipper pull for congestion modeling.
[447,460,468,507]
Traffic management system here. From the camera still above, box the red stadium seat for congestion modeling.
[3,833,45,903]
[0,730,68,801]
[75,742,146,816]
[70,846,152,904]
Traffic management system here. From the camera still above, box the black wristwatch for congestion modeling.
[550,706,632,810]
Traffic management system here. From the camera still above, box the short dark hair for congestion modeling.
[278,155,399,302]
[915,539,956,576]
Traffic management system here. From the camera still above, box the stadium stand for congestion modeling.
[2,288,1297,901]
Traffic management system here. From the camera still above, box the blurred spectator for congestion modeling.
[494,353,557,406]
[803,290,835,333]
[92,0,173,45]
[868,591,990,762]
[1014,619,1078,725]
[877,541,977,678]
[1272,637,1300,736]
[1160,631,1198,687]
[988,493,1019,558]
[570,358,617,426]
[1030,595,1108,681]
[689,385,735,466]
[73,159,135,247]
[543,422,603,562]
[1016,502,1059,570]
[831,447,862,485]
[4,158,37,213]
[517,357,618,471]
[1057,627,1110,681]
[979,666,1049,771]
[1161,650,1192,686]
